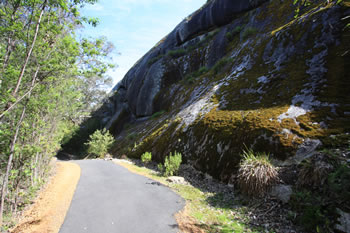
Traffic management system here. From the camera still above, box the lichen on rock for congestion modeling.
[97,0,350,184]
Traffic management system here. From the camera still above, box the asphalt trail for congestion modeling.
[59,160,185,233]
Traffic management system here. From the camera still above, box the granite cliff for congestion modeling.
[96,0,349,184]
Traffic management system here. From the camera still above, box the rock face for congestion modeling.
[270,185,293,204]
[105,0,269,120]
[336,209,350,233]
[166,176,187,185]
[100,0,350,182]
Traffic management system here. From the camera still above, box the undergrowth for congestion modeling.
[290,145,350,232]
[141,152,152,164]
[237,148,278,197]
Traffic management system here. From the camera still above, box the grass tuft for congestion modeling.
[242,27,257,40]
[237,148,278,197]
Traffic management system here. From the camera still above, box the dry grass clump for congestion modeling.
[237,148,278,197]
[297,153,333,188]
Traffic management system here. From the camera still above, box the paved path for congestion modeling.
[59,160,185,233]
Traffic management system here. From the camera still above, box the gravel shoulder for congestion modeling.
[11,162,81,233]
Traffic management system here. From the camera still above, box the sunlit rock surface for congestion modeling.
[100,0,350,182]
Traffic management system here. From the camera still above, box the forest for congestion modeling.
[0,0,114,227]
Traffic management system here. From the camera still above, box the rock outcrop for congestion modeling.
[105,0,270,120]
[99,0,350,183]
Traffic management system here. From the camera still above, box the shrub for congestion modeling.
[157,163,164,173]
[296,155,333,188]
[151,110,166,119]
[290,190,332,232]
[242,27,257,40]
[226,25,244,42]
[237,148,278,197]
[184,66,208,84]
[328,164,350,202]
[85,129,115,158]
[148,55,164,66]
[196,66,209,76]
[167,48,186,58]
[233,25,243,34]
[141,152,152,164]
[161,151,182,177]
[213,57,232,74]
[126,132,137,141]
[184,74,195,84]
[225,32,234,41]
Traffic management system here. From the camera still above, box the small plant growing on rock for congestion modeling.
[141,152,152,164]
[158,151,182,177]
[212,57,232,74]
[164,151,182,176]
[241,27,257,40]
[85,129,115,158]
[151,110,166,119]
[237,148,278,197]
[167,48,186,58]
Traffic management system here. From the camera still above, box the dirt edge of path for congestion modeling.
[11,161,81,233]
[114,160,205,233]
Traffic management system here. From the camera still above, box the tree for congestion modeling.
[0,0,115,227]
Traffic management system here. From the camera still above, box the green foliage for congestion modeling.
[237,148,278,197]
[166,48,187,58]
[151,110,166,119]
[157,163,164,173]
[293,0,312,18]
[290,156,350,232]
[207,28,220,40]
[292,0,337,18]
[196,66,209,76]
[0,0,115,227]
[184,66,209,84]
[120,161,262,233]
[213,57,232,74]
[85,129,115,158]
[141,152,152,164]
[290,190,332,232]
[226,26,243,41]
[162,151,182,177]
[226,32,234,41]
[328,164,350,202]
[148,55,164,66]
[241,27,257,40]
[126,132,137,141]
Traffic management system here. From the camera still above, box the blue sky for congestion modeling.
[79,0,206,89]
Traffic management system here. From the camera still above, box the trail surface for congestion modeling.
[59,160,185,233]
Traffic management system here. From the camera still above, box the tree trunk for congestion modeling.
[0,103,26,225]
[0,64,39,225]
[12,0,47,97]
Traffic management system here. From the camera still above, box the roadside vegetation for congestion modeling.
[85,129,115,159]
[116,149,279,233]
[141,152,152,164]
[237,148,278,197]
[115,136,350,233]
[0,0,114,229]
[158,151,182,177]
